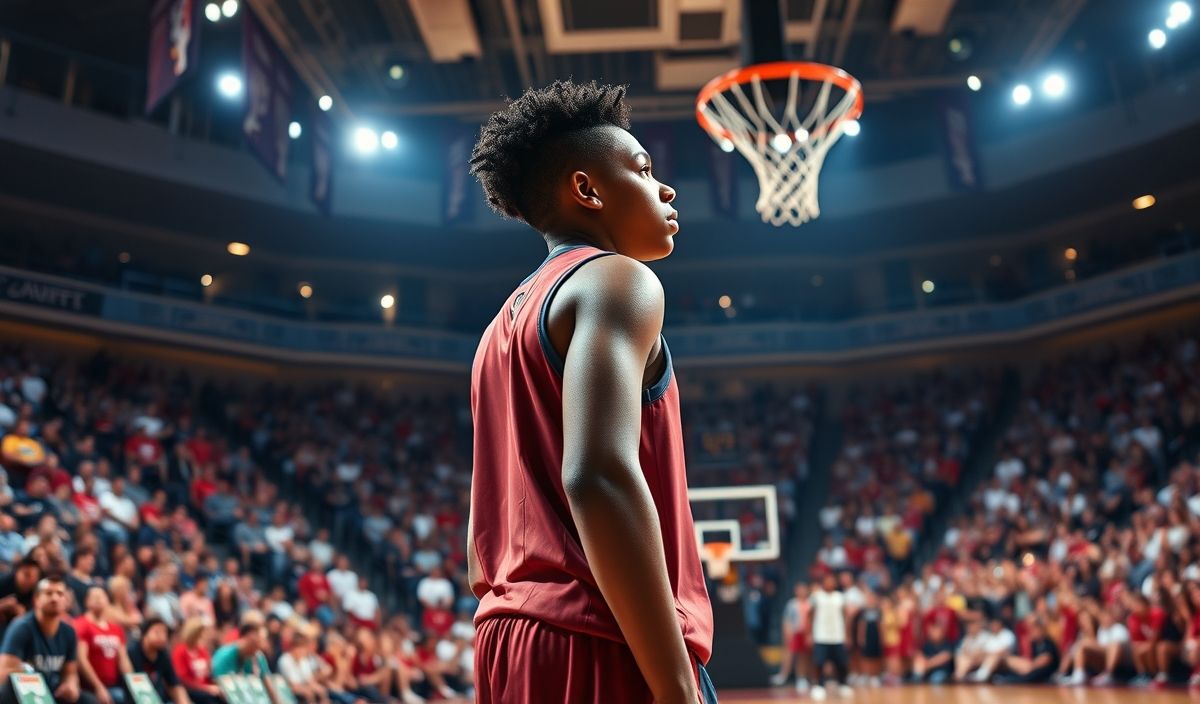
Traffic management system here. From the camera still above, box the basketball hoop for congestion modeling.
[701,541,735,580]
[696,61,864,227]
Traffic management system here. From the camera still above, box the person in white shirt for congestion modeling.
[954,620,991,681]
[809,573,851,700]
[342,576,380,629]
[326,555,358,599]
[771,582,812,691]
[964,619,1017,682]
[1057,609,1130,685]
[99,477,139,545]
[277,631,332,703]
[416,567,455,611]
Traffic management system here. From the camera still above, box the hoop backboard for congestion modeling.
[688,484,780,569]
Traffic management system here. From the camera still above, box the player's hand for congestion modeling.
[95,686,114,704]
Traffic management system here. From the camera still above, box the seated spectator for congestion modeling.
[12,475,54,532]
[1059,606,1131,685]
[211,622,271,677]
[417,567,455,639]
[98,478,139,547]
[143,569,182,630]
[298,558,335,627]
[0,515,27,569]
[0,555,42,630]
[74,586,132,704]
[233,510,269,573]
[913,620,954,684]
[104,576,143,635]
[343,576,381,632]
[327,556,358,601]
[277,631,335,704]
[1,419,46,475]
[171,618,221,703]
[179,573,216,627]
[0,575,92,703]
[127,618,191,704]
[201,479,239,544]
[977,617,1060,684]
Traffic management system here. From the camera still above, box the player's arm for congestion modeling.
[558,256,699,704]
[467,507,485,599]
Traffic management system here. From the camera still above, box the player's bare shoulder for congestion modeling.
[562,254,665,328]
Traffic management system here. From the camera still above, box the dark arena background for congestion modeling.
[1,0,1200,702]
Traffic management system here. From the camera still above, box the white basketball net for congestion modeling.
[700,70,860,227]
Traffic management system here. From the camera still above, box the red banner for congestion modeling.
[145,0,199,113]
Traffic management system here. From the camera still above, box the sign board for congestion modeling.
[8,674,53,704]
[125,673,165,704]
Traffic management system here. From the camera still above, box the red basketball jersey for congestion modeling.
[470,244,714,664]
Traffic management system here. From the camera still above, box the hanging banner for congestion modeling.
[708,143,738,219]
[242,9,293,182]
[638,123,674,183]
[310,108,334,215]
[442,128,475,225]
[145,0,199,114]
[940,94,984,192]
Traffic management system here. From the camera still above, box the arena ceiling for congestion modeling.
[4,0,1094,121]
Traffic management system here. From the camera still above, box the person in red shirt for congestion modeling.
[467,82,712,704]
[297,558,335,626]
[171,618,221,702]
[1127,592,1166,686]
[75,586,132,704]
[1182,582,1200,687]
[124,425,164,476]
[184,427,217,468]
[350,629,393,703]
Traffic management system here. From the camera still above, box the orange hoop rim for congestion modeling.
[696,61,865,142]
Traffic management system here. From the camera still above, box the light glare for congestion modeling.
[217,73,243,99]
[842,120,861,137]
[354,127,380,155]
[1011,83,1032,106]
[967,75,982,92]
[380,294,395,310]
[921,280,935,294]
[221,0,238,18]
[1042,72,1067,98]
[288,121,302,139]
[1149,28,1168,49]
[1133,194,1156,210]
[205,3,222,22]
[1170,1,1192,24]
[318,95,333,111]
[226,242,250,256]
[381,131,399,150]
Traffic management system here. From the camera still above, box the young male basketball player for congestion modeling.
[466,80,716,704]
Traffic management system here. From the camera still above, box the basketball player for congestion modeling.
[467,80,716,704]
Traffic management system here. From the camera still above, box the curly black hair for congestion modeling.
[470,80,631,229]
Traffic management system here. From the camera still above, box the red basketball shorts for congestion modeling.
[475,615,714,704]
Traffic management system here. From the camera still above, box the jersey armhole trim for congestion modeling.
[537,252,674,406]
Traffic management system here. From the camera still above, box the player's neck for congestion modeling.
[541,223,615,254]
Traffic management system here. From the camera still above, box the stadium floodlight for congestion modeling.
[288,121,302,139]
[205,3,221,22]
[380,294,395,310]
[216,73,243,99]
[842,120,861,137]
[1011,83,1033,106]
[318,95,333,111]
[221,0,238,18]
[921,280,935,294]
[381,131,399,150]
[389,65,405,81]
[967,75,982,91]
[200,274,213,287]
[1149,28,1168,49]
[1170,1,1192,25]
[353,127,379,155]
[1041,72,1068,99]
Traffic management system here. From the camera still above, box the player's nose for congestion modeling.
[661,183,676,203]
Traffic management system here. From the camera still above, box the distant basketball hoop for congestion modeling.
[701,541,735,580]
[696,62,864,227]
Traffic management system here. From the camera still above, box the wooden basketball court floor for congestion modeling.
[715,685,1200,703]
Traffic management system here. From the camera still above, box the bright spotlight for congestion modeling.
[388,65,405,81]
[842,120,861,137]
[718,138,735,153]
[380,294,395,310]
[318,95,333,112]
[200,274,213,287]
[1149,28,1168,49]
[1170,1,1193,24]
[216,73,243,99]
[770,133,791,152]
[298,283,313,299]
[921,280,935,294]
[221,0,238,17]
[1011,83,1032,106]
[967,75,982,92]
[205,3,222,22]
[1133,194,1157,210]
[718,295,732,309]
[1041,72,1068,99]
[288,121,302,139]
[381,131,399,150]
[354,127,379,155]
[226,242,250,256]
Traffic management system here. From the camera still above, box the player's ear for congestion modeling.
[569,171,603,211]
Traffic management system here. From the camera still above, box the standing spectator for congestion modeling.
[772,582,811,691]
[810,573,851,700]
[74,586,132,704]
[171,618,221,702]
[127,618,191,704]
[0,575,93,703]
